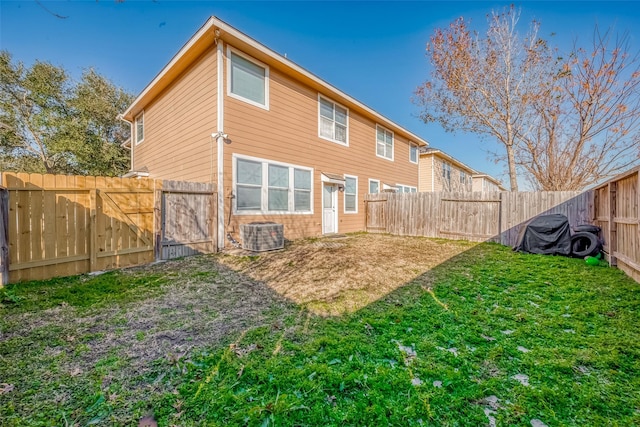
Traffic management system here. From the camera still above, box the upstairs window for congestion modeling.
[319,96,348,145]
[460,171,468,186]
[376,125,394,160]
[410,143,418,164]
[135,112,144,144]
[228,48,269,109]
[442,161,452,188]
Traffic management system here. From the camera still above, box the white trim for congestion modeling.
[409,142,418,164]
[343,174,358,214]
[122,170,150,178]
[226,46,269,110]
[216,41,225,250]
[322,182,339,234]
[134,111,144,145]
[232,153,314,215]
[321,173,346,185]
[117,114,134,171]
[317,94,349,146]
[375,124,394,162]
[368,178,380,194]
[122,17,430,148]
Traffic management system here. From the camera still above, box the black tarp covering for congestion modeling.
[513,214,572,256]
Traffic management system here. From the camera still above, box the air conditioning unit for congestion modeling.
[240,222,284,252]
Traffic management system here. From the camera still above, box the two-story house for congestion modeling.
[419,148,474,192]
[418,148,505,192]
[121,17,428,249]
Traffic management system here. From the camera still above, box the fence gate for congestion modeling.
[365,195,388,233]
[157,180,216,260]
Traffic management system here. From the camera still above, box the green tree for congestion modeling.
[0,51,133,175]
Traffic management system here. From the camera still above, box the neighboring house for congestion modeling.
[419,148,475,192]
[121,17,428,249]
[472,173,507,192]
[418,148,505,192]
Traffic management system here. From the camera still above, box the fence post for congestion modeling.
[608,181,617,266]
[89,189,97,272]
[498,192,504,245]
[210,189,217,253]
[154,180,163,261]
[0,187,8,286]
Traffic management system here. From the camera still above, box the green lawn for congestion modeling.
[1,234,639,426]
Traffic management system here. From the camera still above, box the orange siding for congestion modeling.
[133,48,217,183]
[222,48,418,240]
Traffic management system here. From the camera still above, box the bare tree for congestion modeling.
[516,28,640,190]
[415,6,550,191]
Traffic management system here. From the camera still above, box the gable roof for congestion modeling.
[472,173,507,190]
[122,16,429,147]
[419,148,477,174]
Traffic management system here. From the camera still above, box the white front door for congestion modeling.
[322,183,338,234]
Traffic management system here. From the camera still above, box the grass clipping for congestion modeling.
[218,234,475,316]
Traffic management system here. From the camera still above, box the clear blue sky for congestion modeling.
[2,1,639,186]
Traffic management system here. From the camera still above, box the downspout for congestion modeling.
[117,114,134,172]
[216,37,225,250]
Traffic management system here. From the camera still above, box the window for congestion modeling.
[268,164,289,211]
[235,156,312,214]
[319,96,348,145]
[442,161,451,188]
[135,112,144,144]
[410,143,418,164]
[460,171,467,186]
[236,159,262,210]
[397,184,417,193]
[228,48,269,109]
[344,175,358,213]
[369,179,380,194]
[376,125,394,160]
[294,168,312,211]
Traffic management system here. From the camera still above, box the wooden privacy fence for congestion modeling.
[156,180,216,260]
[593,166,640,283]
[1,173,216,285]
[365,191,593,247]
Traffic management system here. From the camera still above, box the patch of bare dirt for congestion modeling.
[218,233,476,315]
